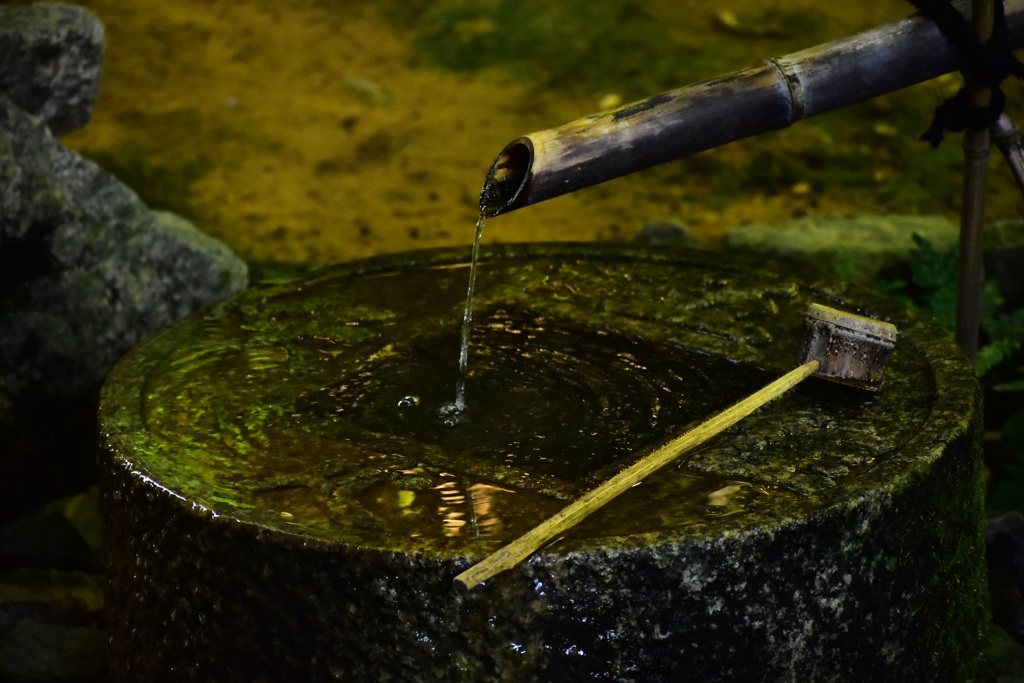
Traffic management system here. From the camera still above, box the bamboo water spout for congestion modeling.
[480,0,1024,216]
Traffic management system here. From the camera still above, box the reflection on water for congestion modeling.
[705,482,751,517]
[433,476,511,539]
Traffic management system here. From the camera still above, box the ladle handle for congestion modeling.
[454,360,820,590]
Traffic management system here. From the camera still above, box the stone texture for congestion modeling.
[723,214,959,283]
[98,244,986,681]
[987,510,1024,644]
[0,96,247,401]
[0,3,104,137]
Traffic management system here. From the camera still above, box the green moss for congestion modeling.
[80,147,209,222]
[408,1,834,100]
[934,419,989,681]
[247,260,328,286]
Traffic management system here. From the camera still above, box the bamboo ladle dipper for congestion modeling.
[454,304,897,590]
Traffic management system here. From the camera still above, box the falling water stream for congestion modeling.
[446,147,529,419]
[450,210,487,416]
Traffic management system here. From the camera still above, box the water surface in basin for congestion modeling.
[133,250,931,554]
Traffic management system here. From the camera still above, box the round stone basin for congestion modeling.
[98,243,986,681]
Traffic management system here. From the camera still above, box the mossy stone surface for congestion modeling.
[723,214,960,283]
[99,243,986,682]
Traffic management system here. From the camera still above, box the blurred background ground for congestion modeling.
[16,0,1024,265]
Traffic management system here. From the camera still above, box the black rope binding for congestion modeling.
[907,0,1024,146]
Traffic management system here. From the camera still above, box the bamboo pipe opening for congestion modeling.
[479,138,532,217]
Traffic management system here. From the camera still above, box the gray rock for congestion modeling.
[723,214,960,283]
[0,491,106,682]
[0,621,107,683]
[0,569,107,682]
[986,510,1024,644]
[989,624,1024,683]
[0,488,101,570]
[0,96,247,401]
[631,219,701,247]
[0,3,104,137]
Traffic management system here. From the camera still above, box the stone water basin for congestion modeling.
[98,243,985,681]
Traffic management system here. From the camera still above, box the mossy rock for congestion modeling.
[723,214,959,283]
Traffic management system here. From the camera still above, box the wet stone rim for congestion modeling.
[99,242,970,557]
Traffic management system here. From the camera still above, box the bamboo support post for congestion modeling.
[956,0,996,365]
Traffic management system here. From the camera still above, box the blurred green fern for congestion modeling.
[876,233,1024,377]
[876,234,1024,512]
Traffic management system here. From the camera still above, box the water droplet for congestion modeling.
[438,401,465,428]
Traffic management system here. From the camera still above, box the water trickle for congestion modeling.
[452,210,487,414]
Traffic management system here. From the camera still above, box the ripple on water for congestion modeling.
[299,307,771,483]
